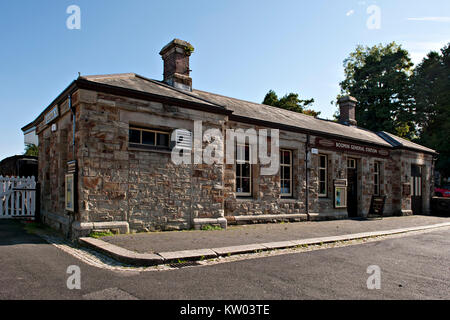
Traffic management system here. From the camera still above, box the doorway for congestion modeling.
[347,158,358,217]
[411,165,422,215]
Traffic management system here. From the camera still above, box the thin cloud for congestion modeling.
[346,10,355,17]
[402,41,449,64]
[407,17,450,22]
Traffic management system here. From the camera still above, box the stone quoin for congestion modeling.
[21,39,438,239]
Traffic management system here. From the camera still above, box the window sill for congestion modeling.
[236,196,253,201]
[128,145,172,154]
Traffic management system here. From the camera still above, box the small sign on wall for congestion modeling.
[65,173,75,212]
[403,183,411,196]
[335,186,347,208]
[45,105,59,125]
[334,179,348,208]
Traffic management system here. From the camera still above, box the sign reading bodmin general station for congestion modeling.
[315,138,390,158]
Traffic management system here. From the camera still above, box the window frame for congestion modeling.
[374,161,381,196]
[235,143,252,197]
[280,149,293,198]
[347,158,356,169]
[318,154,328,197]
[129,126,170,150]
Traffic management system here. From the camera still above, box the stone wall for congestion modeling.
[37,94,75,234]
[223,123,308,224]
[76,89,227,233]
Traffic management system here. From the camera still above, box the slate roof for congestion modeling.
[82,73,224,109]
[83,73,394,148]
[25,72,437,154]
[191,89,393,148]
[376,131,436,154]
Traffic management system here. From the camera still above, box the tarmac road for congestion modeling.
[0,220,448,300]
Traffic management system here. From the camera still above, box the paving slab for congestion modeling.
[79,237,164,266]
[260,241,298,250]
[158,249,217,262]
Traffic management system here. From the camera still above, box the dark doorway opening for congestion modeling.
[347,158,358,217]
[411,165,423,215]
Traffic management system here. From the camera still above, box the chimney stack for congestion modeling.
[159,39,194,91]
[338,96,357,126]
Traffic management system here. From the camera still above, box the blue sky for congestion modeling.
[0,0,449,160]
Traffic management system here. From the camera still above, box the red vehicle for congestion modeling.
[435,184,450,197]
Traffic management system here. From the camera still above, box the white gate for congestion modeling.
[0,176,36,219]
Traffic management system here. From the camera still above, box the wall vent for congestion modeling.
[172,129,192,150]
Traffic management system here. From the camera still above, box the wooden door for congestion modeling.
[347,158,358,217]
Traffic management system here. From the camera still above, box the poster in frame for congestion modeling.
[65,173,75,212]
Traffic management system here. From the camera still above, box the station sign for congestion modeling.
[315,138,390,158]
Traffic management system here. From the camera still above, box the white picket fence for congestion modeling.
[0,176,36,219]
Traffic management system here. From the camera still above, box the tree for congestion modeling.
[24,144,38,156]
[262,90,320,117]
[339,42,415,138]
[413,43,450,178]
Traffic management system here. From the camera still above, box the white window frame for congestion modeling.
[236,144,252,197]
[374,161,381,196]
[347,158,356,169]
[319,154,328,197]
[280,149,293,197]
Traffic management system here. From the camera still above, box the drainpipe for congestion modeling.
[69,95,76,158]
[305,134,310,220]
[67,94,76,240]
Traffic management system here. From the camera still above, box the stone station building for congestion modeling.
[22,39,437,238]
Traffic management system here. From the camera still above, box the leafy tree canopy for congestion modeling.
[262,90,320,117]
[339,42,415,139]
[24,144,38,156]
[413,43,450,177]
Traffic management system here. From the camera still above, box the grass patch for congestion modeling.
[201,224,222,231]
[89,230,115,239]
[23,222,51,234]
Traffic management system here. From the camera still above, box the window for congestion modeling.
[347,158,356,169]
[411,165,422,197]
[236,144,252,196]
[129,127,170,149]
[374,162,381,195]
[280,149,293,197]
[319,154,328,197]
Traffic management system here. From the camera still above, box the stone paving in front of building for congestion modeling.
[100,215,450,254]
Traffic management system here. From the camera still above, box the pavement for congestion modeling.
[80,215,450,266]
[1,219,449,300]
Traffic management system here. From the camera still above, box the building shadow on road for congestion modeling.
[0,220,48,246]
